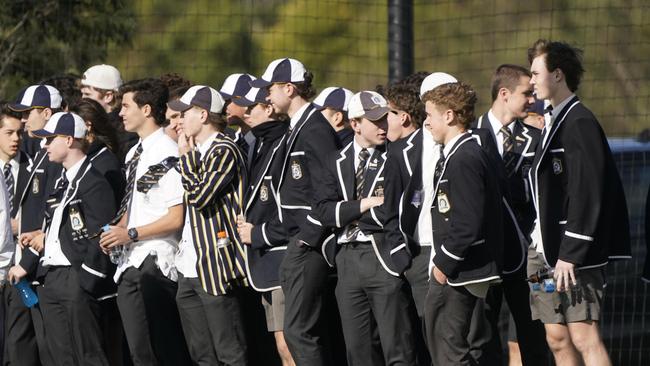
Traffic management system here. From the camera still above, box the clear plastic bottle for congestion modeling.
[216,231,231,248]
[103,225,123,265]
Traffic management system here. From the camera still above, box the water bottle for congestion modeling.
[216,231,231,248]
[104,225,123,265]
[528,268,556,293]
[14,279,38,308]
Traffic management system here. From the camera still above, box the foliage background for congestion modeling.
[0,0,648,135]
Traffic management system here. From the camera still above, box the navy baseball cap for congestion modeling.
[312,87,354,112]
[32,112,87,139]
[249,58,307,88]
[527,99,545,116]
[9,85,62,111]
[235,87,270,107]
[167,85,225,113]
[219,73,256,100]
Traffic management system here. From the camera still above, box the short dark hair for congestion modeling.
[206,112,227,132]
[384,80,426,128]
[160,73,191,92]
[40,74,82,111]
[0,102,22,128]
[119,78,169,126]
[491,64,532,102]
[527,39,584,92]
[293,71,316,100]
[422,82,477,130]
[169,85,190,101]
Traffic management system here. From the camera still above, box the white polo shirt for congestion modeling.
[114,128,183,282]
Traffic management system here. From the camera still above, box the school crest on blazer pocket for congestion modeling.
[374,185,384,197]
[260,183,269,202]
[69,207,85,231]
[291,160,302,180]
[552,157,563,175]
[437,192,450,214]
[32,176,40,194]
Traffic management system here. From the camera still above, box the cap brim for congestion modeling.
[312,103,326,111]
[167,100,192,112]
[249,79,272,88]
[232,98,255,107]
[219,91,233,100]
[8,103,31,112]
[364,106,390,121]
[31,129,56,138]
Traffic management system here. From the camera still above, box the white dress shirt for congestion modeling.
[337,138,375,244]
[115,128,183,282]
[289,103,311,131]
[414,128,440,247]
[0,178,14,282]
[0,154,19,195]
[175,132,218,278]
[41,157,87,267]
[487,110,515,157]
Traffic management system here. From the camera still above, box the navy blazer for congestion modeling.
[274,103,341,248]
[243,133,289,291]
[314,142,401,275]
[431,133,503,285]
[529,97,630,268]
[42,158,117,297]
[470,117,541,277]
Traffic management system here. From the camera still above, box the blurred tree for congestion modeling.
[0,0,135,98]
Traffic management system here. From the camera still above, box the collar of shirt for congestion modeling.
[548,93,575,126]
[64,156,87,183]
[443,132,467,158]
[487,109,515,135]
[140,127,166,152]
[197,132,219,157]
[289,103,310,130]
[352,137,375,169]
[0,153,20,180]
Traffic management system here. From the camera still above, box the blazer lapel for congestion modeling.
[335,143,355,201]
[278,104,316,187]
[512,120,533,172]
[245,134,287,212]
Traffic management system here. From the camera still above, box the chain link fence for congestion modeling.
[2,0,649,364]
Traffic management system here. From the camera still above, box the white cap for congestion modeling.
[419,72,458,98]
[81,64,123,91]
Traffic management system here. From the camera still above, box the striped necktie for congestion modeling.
[112,143,143,224]
[355,148,370,199]
[500,126,517,177]
[346,148,370,241]
[136,156,179,194]
[3,163,14,215]
[433,145,445,188]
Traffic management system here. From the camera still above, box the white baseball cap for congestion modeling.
[312,87,354,112]
[419,72,458,98]
[81,64,123,91]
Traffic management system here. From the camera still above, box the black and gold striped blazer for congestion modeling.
[179,132,249,295]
